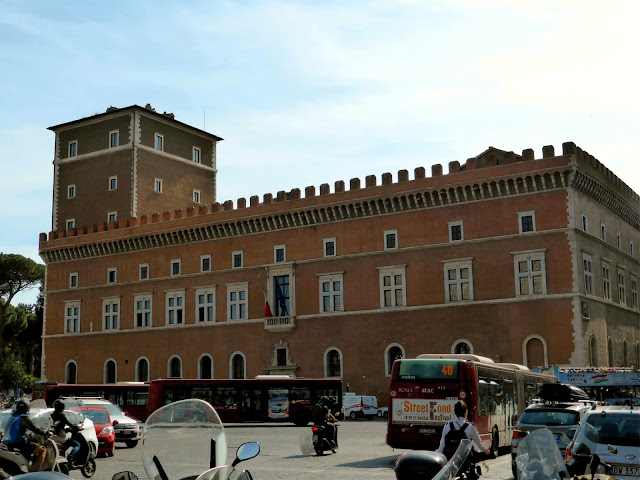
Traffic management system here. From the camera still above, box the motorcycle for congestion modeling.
[394,438,476,480]
[50,409,96,478]
[114,398,259,480]
[310,422,338,456]
[0,408,67,477]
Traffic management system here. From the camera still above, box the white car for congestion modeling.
[377,405,388,419]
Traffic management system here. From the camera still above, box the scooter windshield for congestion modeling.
[431,439,472,480]
[515,428,569,480]
[142,399,227,480]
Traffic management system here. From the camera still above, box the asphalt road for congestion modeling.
[69,419,516,480]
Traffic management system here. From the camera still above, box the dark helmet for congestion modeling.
[319,396,330,406]
[15,398,30,414]
[53,399,65,413]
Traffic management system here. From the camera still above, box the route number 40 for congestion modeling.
[441,365,454,376]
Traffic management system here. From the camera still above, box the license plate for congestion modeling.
[419,428,436,434]
[611,465,639,476]
[554,433,562,441]
[312,435,318,442]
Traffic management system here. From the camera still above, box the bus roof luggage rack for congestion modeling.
[536,383,589,403]
[416,353,495,364]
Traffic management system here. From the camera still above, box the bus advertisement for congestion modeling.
[146,377,342,425]
[386,354,557,453]
[556,367,640,405]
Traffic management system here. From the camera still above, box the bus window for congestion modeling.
[525,383,537,405]
[490,380,504,416]
[192,387,214,403]
[291,387,311,404]
[478,379,490,416]
[216,387,238,406]
[397,359,458,380]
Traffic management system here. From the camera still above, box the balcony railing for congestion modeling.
[264,315,295,331]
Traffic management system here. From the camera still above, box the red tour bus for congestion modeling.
[33,381,150,420]
[147,376,342,425]
[386,354,556,453]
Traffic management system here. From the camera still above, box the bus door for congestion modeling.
[504,379,516,439]
[239,388,263,421]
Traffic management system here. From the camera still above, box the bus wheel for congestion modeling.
[490,428,499,457]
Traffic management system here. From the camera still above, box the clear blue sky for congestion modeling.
[2,0,639,306]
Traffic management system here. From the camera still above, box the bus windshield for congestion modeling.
[396,359,458,381]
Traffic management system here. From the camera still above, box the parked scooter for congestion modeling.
[50,408,96,478]
[114,398,259,480]
[395,438,479,480]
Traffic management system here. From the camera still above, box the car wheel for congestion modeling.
[349,412,357,420]
[107,451,114,457]
[377,411,382,417]
[126,440,138,448]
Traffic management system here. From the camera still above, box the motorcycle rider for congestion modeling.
[50,399,81,464]
[313,396,338,448]
[1,399,49,471]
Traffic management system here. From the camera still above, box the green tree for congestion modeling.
[0,253,45,361]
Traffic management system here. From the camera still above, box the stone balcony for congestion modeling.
[265,315,295,332]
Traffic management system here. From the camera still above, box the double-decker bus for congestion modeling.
[556,367,640,405]
[33,381,150,420]
[386,354,556,453]
[146,376,342,425]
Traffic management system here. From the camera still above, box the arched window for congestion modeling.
[324,347,343,377]
[104,359,117,383]
[589,335,598,367]
[66,361,77,384]
[522,335,548,367]
[199,354,213,379]
[168,355,182,378]
[623,340,628,367]
[385,344,404,376]
[608,337,614,366]
[230,352,246,379]
[452,339,473,355]
[136,358,150,382]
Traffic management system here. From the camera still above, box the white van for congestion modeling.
[342,393,378,420]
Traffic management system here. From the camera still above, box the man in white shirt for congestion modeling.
[437,400,491,458]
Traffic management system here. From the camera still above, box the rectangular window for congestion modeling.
[155,133,164,151]
[135,294,152,327]
[193,190,200,203]
[319,273,344,312]
[167,291,185,325]
[323,238,336,257]
[109,176,117,191]
[171,259,181,276]
[68,141,77,157]
[277,348,287,366]
[103,298,120,330]
[65,302,80,333]
[107,268,117,284]
[232,251,243,268]
[69,273,78,288]
[139,264,149,280]
[378,265,406,308]
[108,212,117,223]
[67,185,75,199]
[109,131,119,148]
[617,269,626,306]
[196,287,216,322]
[201,255,211,272]
[601,224,607,242]
[513,250,547,296]
[193,147,201,163]
[631,276,638,309]
[602,262,611,300]
[274,245,286,263]
[616,233,621,250]
[583,254,593,295]
[581,213,588,233]
[444,259,473,302]
[154,178,163,193]
[273,275,290,316]
[449,221,463,241]
[66,219,75,231]
[519,212,536,233]
[228,283,248,320]
[384,230,398,250]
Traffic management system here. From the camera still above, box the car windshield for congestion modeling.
[519,410,579,426]
[80,409,109,424]
[585,412,640,447]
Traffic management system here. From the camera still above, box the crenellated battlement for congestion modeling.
[39,141,638,247]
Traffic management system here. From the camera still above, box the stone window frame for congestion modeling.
[518,211,536,233]
[448,220,464,242]
[443,258,474,302]
[103,296,120,331]
[318,272,344,313]
[378,264,407,308]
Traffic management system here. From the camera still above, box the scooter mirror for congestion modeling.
[112,471,138,480]
[236,442,260,462]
